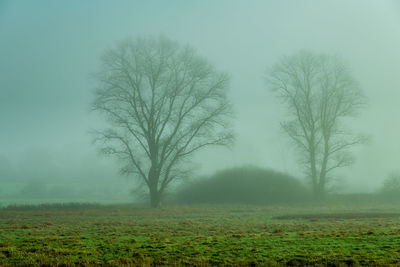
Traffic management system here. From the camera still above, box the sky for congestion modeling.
[1,0,400,202]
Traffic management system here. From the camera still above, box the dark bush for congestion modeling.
[382,172,400,194]
[172,166,310,205]
[377,171,400,202]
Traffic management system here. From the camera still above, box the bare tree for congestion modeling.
[91,36,233,207]
[266,51,366,199]
[382,171,400,196]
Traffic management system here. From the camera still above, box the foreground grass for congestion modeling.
[1,204,400,266]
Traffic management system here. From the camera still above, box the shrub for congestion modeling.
[172,166,310,205]
[380,171,400,201]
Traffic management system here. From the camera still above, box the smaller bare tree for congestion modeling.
[266,51,366,199]
[92,36,233,207]
[382,171,400,197]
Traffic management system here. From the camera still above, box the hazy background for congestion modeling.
[1,0,400,204]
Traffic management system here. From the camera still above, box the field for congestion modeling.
[1,203,400,266]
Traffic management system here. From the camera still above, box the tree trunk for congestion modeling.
[316,135,329,202]
[149,186,161,208]
[317,173,327,201]
[148,164,161,208]
[314,184,325,201]
[310,147,319,201]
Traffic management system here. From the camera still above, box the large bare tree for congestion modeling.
[92,36,233,207]
[266,51,366,199]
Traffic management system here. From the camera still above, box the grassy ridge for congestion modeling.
[1,204,400,266]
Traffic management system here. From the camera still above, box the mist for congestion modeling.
[1,0,400,204]
[4,1,400,265]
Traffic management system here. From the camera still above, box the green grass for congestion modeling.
[1,204,400,266]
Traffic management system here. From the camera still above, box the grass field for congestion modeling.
[1,203,400,266]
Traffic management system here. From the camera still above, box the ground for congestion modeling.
[1,203,400,266]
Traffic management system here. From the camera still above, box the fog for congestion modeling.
[1,0,400,205]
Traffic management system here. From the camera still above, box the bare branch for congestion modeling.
[91,36,233,207]
[266,51,366,198]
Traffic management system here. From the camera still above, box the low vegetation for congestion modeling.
[172,166,310,205]
[1,203,400,266]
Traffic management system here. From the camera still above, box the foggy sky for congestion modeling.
[1,0,400,199]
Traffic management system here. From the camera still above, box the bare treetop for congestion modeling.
[92,36,234,207]
[266,51,366,199]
